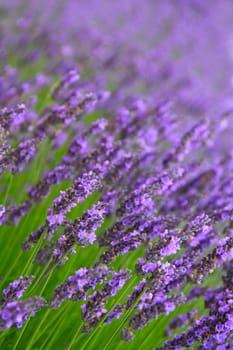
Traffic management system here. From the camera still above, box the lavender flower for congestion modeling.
[2,276,34,302]
[0,297,46,330]
[1,1,233,349]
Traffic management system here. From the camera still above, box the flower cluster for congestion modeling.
[0,276,46,330]
[1,1,233,350]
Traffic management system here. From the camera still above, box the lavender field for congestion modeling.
[0,1,233,349]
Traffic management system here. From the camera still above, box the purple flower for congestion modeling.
[2,276,34,301]
[2,1,233,347]
[141,262,157,274]
[0,297,46,330]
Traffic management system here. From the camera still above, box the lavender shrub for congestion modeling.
[0,1,233,349]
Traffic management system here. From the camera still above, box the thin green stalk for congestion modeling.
[102,277,143,350]
[12,312,33,350]
[38,304,72,350]
[13,262,56,350]
[4,173,13,205]
[26,309,50,350]
[27,253,81,350]
[78,276,138,350]
[65,322,83,350]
